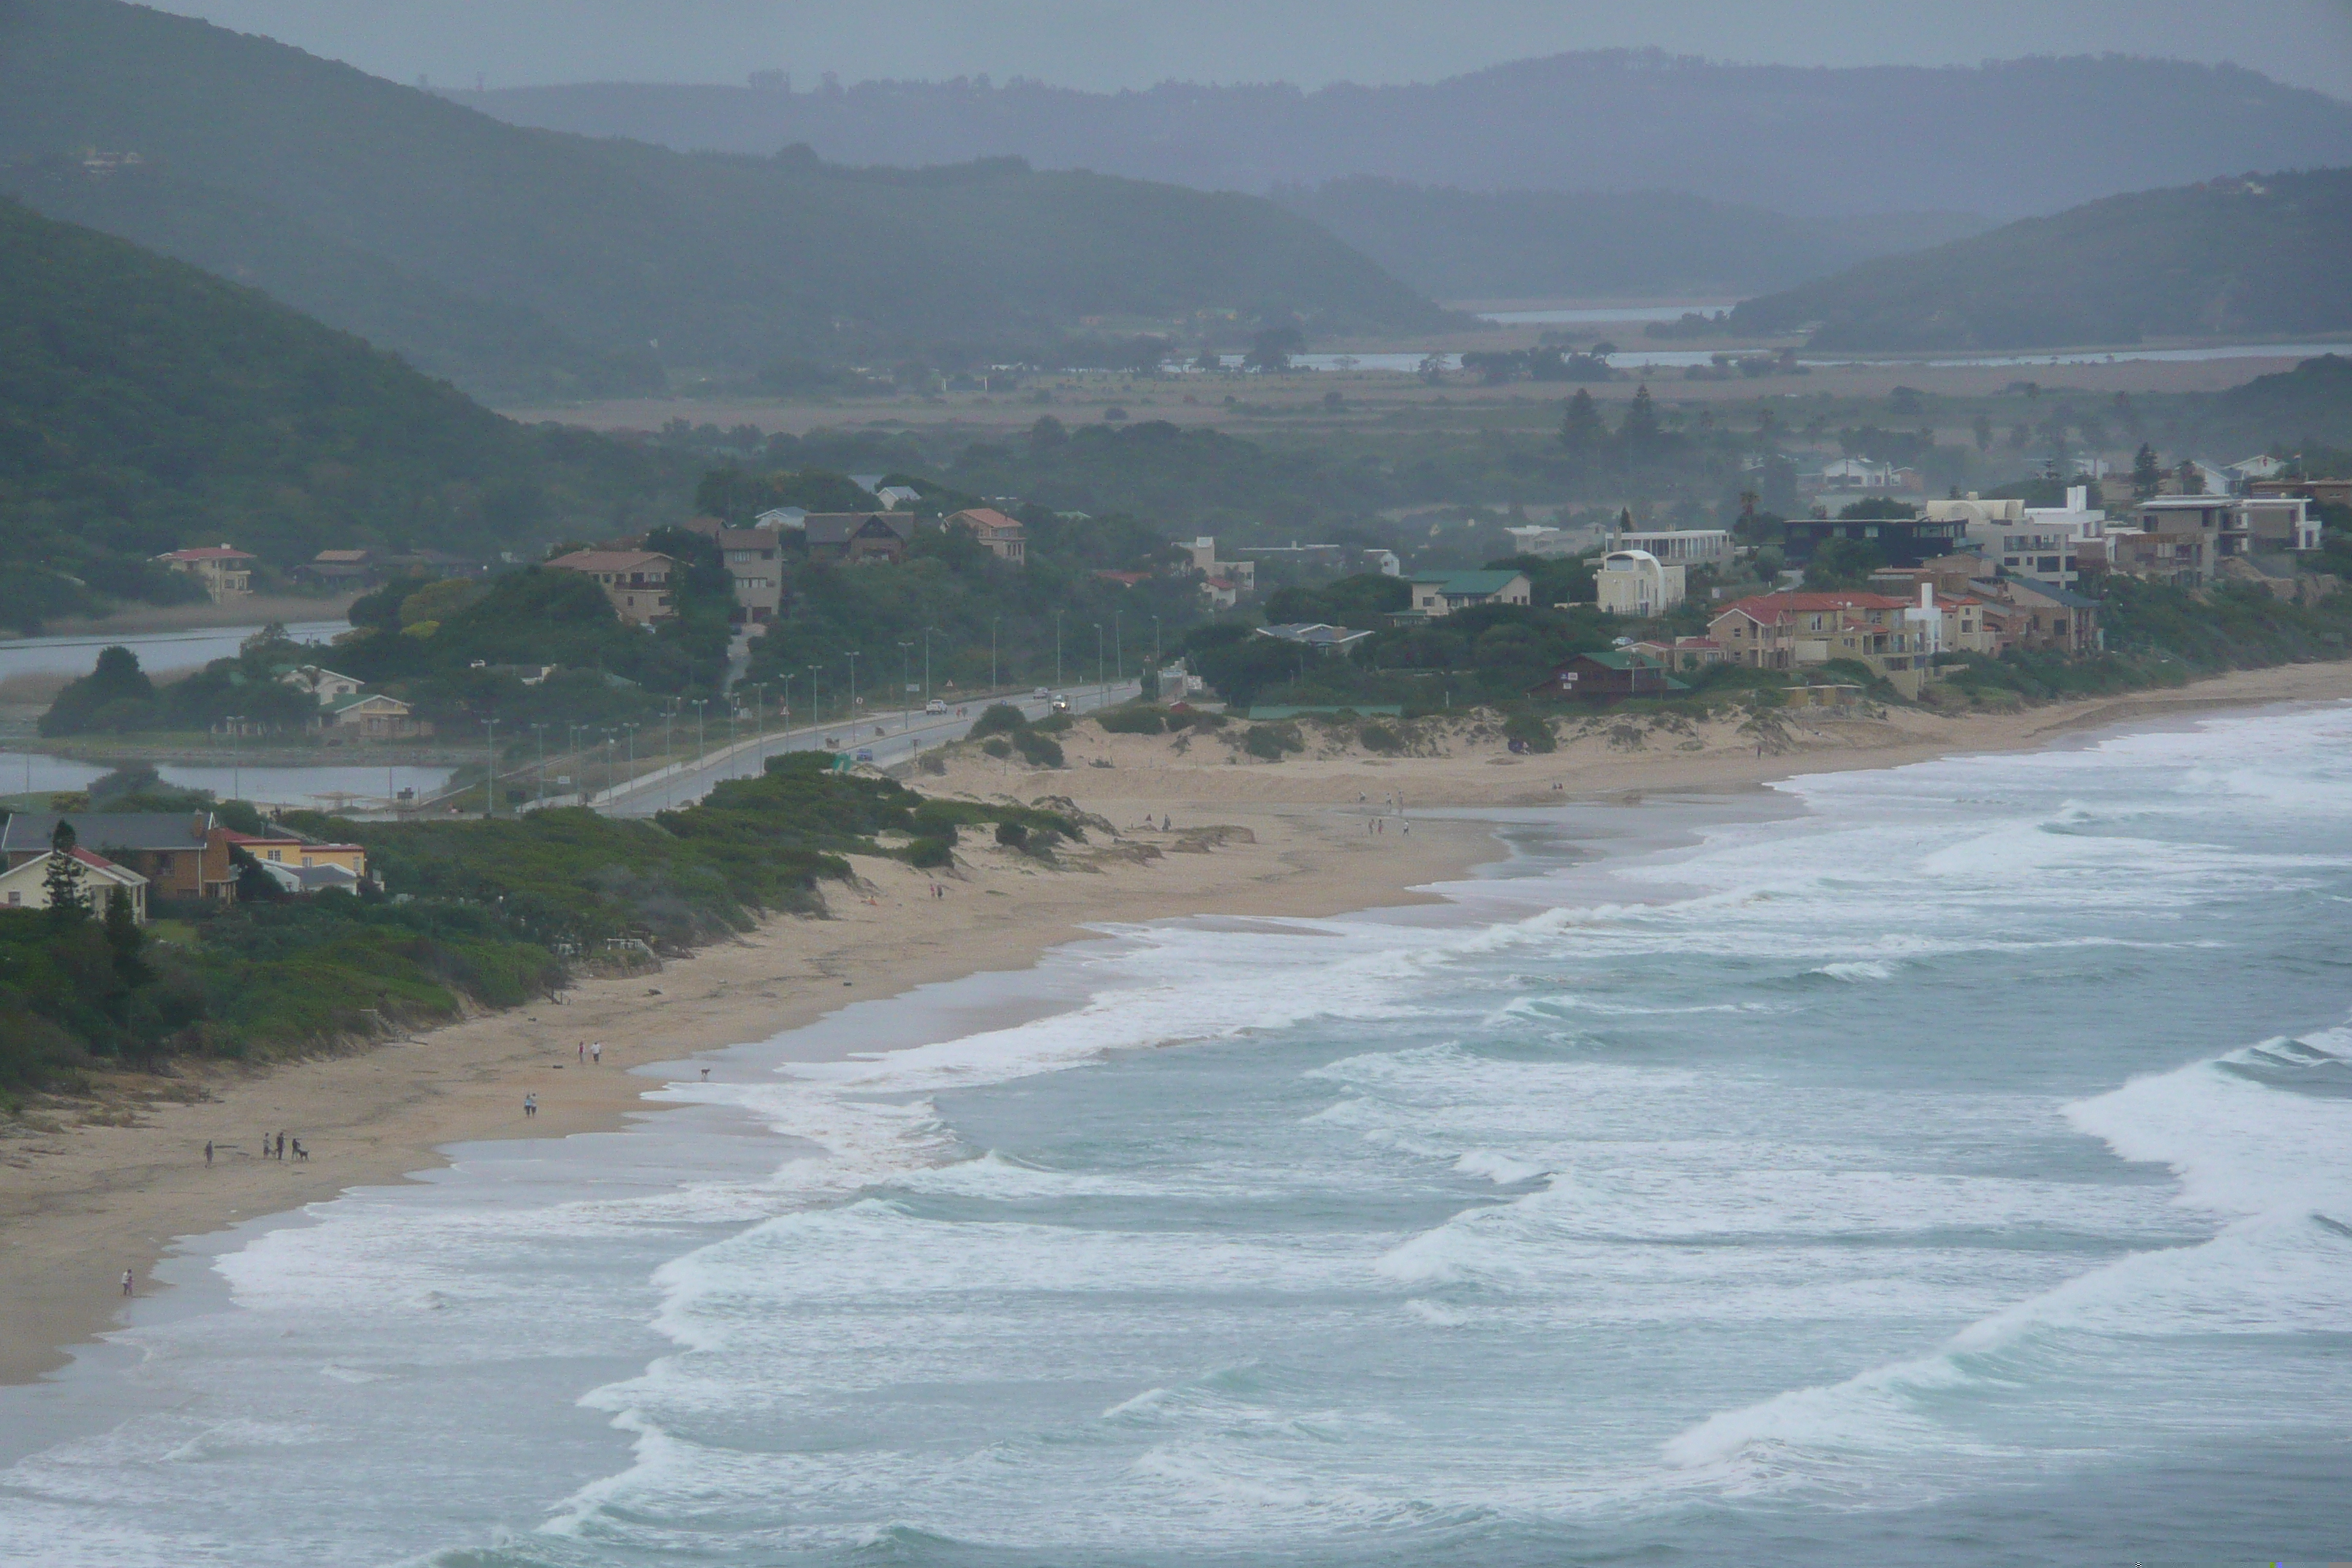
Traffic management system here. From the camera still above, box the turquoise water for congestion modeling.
[4,704,2349,1565]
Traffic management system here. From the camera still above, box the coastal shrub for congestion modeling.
[1360,722,1404,754]
[1095,704,1166,735]
[995,820,1028,848]
[910,802,962,845]
[1013,728,1066,768]
[1501,713,1557,753]
[969,704,1028,739]
[1242,722,1303,761]
[902,837,954,868]
[981,736,1012,758]
[1030,712,1074,735]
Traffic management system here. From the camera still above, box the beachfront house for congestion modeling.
[0,812,237,902]
[945,508,1028,563]
[1594,550,1685,617]
[320,693,430,739]
[0,845,148,922]
[1406,571,1533,618]
[1525,649,1686,704]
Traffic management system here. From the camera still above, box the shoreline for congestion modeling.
[3,658,2348,1386]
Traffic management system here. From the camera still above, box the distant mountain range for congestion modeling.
[0,0,1447,401]
[447,53,2352,221]
[1270,178,1989,302]
[1731,169,2352,350]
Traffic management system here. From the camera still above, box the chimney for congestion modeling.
[1920,584,1934,610]
[2067,484,2088,511]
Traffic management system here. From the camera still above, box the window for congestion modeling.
[6,892,17,906]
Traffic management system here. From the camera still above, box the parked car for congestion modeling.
[1033,687,1049,700]
[925,698,947,715]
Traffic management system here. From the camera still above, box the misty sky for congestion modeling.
[156,0,2352,99]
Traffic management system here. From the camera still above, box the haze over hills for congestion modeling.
[1731,168,2352,351]
[0,0,1448,400]
[0,193,685,625]
[1271,178,1989,302]
[447,52,2352,221]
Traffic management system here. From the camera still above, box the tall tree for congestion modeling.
[2174,457,2206,496]
[102,886,145,980]
[42,821,87,926]
[2132,443,2164,497]
[1558,388,1605,452]
[1618,384,1662,458]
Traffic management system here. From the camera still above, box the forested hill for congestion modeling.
[448,53,2352,222]
[1272,178,1987,301]
[1729,169,2352,351]
[0,197,685,629]
[0,0,1446,401]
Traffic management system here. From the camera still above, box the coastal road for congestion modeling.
[592,681,1141,818]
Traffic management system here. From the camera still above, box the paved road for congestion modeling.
[595,682,1142,817]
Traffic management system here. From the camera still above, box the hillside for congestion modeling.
[0,0,1446,399]
[1730,170,2352,350]
[0,196,687,629]
[448,53,2352,222]
[1272,178,1986,301]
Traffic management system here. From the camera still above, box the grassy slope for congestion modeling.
[0,0,1447,388]
[1731,170,2352,350]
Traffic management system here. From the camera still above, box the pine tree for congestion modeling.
[1618,385,1662,453]
[2175,458,2206,496]
[1558,388,1604,451]
[103,886,146,980]
[1972,413,1993,452]
[42,820,87,926]
[2132,443,2163,497]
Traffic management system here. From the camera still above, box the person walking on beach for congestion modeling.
[577,1041,585,1066]
[204,1140,214,1166]
[121,1267,134,1297]
[523,1093,537,1119]
[591,1041,603,1066]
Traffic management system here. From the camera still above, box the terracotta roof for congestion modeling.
[949,508,1024,533]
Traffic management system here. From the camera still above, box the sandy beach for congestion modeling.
[4,657,2349,1386]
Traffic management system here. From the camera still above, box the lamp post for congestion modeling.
[897,641,913,731]
[807,666,823,736]
[1092,622,1104,701]
[923,625,938,703]
[1152,614,1162,676]
[600,730,615,798]
[990,616,1000,690]
[532,723,548,807]
[690,699,707,768]
[622,722,638,787]
[225,715,245,804]
[479,717,499,816]
[1113,607,1123,686]
[1053,610,1064,690]
[843,651,859,725]
[751,682,767,761]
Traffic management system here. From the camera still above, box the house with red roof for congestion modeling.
[1708,590,1931,696]
[0,844,148,922]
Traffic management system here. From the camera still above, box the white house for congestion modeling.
[753,507,807,531]
[278,664,363,701]
[1607,527,1734,569]
[875,485,922,510]
[1594,549,1685,617]
[0,846,148,923]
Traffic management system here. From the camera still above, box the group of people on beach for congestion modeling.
[204,1132,303,1165]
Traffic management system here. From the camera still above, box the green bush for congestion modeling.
[1242,723,1304,761]
[981,736,1013,758]
[1501,713,1557,753]
[969,703,1029,739]
[995,820,1029,848]
[1013,728,1066,767]
[1030,712,1074,734]
[1360,722,1404,754]
[1095,704,1166,735]
[902,837,954,868]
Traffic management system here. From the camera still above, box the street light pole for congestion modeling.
[898,641,913,731]
[807,666,822,735]
[225,715,244,804]
[691,700,707,768]
[990,617,1000,690]
[480,717,499,816]
[532,723,547,807]
[1093,622,1104,701]
[622,722,638,785]
[1054,611,1063,689]
[843,652,859,726]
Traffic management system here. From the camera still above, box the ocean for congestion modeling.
[4,703,2349,1567]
